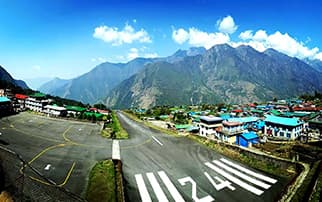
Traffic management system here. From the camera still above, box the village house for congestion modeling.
[199,116,223,139]
[220,121,245,143]
[0,96,12,117]
[14,94,28,112]
[25,93,51,112]
[44,105,67,117]
[264,115,304,140]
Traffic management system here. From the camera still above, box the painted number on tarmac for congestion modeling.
[178,176,214,202]
[134,158,278,201]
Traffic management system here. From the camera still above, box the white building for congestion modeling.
[264,115,304,140]
[199,116,223,139]
[44,105,67,117]
[25,97,50,112]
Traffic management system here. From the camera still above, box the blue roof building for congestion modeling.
[264,115,304,140]
[236,132,259,147]
[0,96,10,103]
[0,96,12,117]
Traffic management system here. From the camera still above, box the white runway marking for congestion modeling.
[213,160,271,189]
[135,174,152,202]
[158,171,185,202]
[152,136,163,146]
[147,172,169,202]
[112,140,120,160]
[205,162,264,196]
[220,158,277,184]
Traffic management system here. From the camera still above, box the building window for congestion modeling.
[287,133,291,138]
[280,132,284,137]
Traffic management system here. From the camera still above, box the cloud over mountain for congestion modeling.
[93,24,151,46]
[217,15,238,34]
[172,15,322,62]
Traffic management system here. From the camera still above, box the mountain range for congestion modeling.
[0,65,29,89]
[38,47,206,104]
[104,44,322,108]
[14,44,322,109]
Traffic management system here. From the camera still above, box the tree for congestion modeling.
[93,103,107,110]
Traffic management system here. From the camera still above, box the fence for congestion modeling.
[0,146,85,202]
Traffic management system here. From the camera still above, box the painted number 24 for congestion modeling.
[178,173,235,202]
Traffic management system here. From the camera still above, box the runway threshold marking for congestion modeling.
[158,171,185,202]
[135,174,152,202]
[135,171,185,202]
[151,136,163,146]
[219,158,277,184]
[205,158,278,196]
[146,172,169,201]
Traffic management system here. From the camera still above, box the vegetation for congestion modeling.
[311,164,322,202]
[102,111,128,139]
[86,160,116,202]
[93,103,108,110]
[292,160,321,202]
[299,91,322,107]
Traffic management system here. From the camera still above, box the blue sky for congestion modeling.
[1,0,322,83]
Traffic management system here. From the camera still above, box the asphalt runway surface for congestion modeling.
[0,112,112,196]
[117,112,289,202]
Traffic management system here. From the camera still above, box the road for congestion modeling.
[117,112,288,202]
[0,112,112,196]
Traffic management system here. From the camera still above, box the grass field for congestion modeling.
[86,160,116,202]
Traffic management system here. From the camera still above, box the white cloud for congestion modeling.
[91,57,107,63]
[93,24,151,46]
[315,52,322,60]
[126,47,158,60]
[239,30,253,40]
[235,29,322,60]
[253,30,267,41]
[217,15,238,34]
[172,28,189,44]
[144,53,158,58]
[127,48,139,60]
[172,27,230,49]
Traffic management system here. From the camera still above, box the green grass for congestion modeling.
[311,164,322,202]
[101,111,128,139]
[292,160,321,202]
[111,111,128,139]
[85,160,116,202]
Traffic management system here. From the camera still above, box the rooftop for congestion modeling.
[200,116,223,122]
[264,115,303,126]
[241,132,258,140]
[65,105,87,112]
[0,96,10,103]
[15,94,28,100]
[45,105,66,111]
[29,92,46,98]
[228,117,258,123]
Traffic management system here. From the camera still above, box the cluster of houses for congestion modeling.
[0,89,109,119]
[142,99,322,148]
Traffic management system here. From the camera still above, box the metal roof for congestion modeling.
[228,117,258,123]
[0,96,10,102]
[264,115,303,126]
[200,116,223,122]
[241,132,258,140]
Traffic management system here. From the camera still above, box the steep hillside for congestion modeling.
[0,65,29,89]
[105,44,322,109]
[45,58,153,104]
